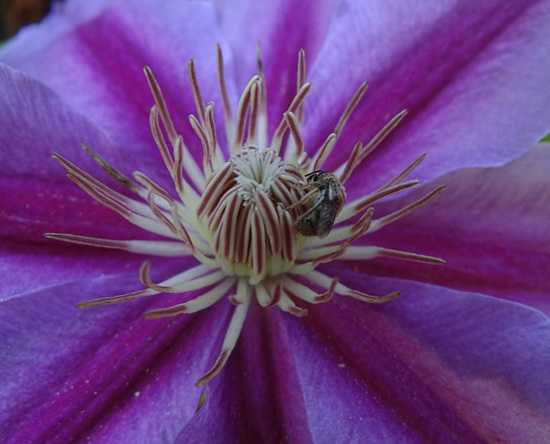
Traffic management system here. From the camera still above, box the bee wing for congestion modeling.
[315,202,338,238]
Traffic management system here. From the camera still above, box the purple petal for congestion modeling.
[357,144,550,314]
[0,64,151,241]
[304,0,550,186]
[0,262,226,442]
[212,0,339,129]
[1,0,227,160]
[287,275,550,442]
[179,302,312,444]
[0,241,144,302]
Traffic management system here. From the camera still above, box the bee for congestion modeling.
[294,170,346,238]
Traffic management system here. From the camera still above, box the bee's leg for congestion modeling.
[286,187,320,211]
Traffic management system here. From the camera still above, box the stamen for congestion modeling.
[251,208,266,280]
[189,114,212,172]
[314,277,338,303]
[284,112,305,162]
[144,277,236,318]
[256,190,281,253]
[255,282,271,307]
[334,81,368,138]
[234,76,261,150]
[215,192,242,258]
[144,66,179,146]
[133,171,172,201]
[278,291,308,317]
[216,44,234,148]
[295,48,306,124]
[348,289,400,304]
[338,141,363,185]
[204,104,219,170]
[195,287,251,386]
[196,162,233,218]
[357,109,408,165]
[44,233,191,256]
[145,190,179,238]
[335,110,409,179]
[265,280,283,307]
[254,43,268,150]
[149,105,175,172]
[367,185,446,233]
[337,179,420,223]
[81,143,138,191]
[172,136,186,196]
[77,288,156,309]
[188,59,207,126]
[311,133,337,173]
[271,83,313,153]
[282,276,338,304]
[380,153,427,192]
[247,82,260,145]
[340,246,447,265]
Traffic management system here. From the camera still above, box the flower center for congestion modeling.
[197,146,306,284]
[47,44,445,386]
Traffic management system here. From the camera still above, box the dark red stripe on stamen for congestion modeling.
[67,173,132,219]
[333,81,368,137]
[295,49,306,123]
[234,202,252,263]
[144,66,179,145]
[284,112,304,159]
[252,208,266,275]
[205,105,218,162]
[149,106,175,172]
[271,83,312,150]
[234,76,260,147]
[279,204,296,262]
[189,114,211,168]
[357,109,408,166]
[312,133,337,172]
[314,277,339,303]
[173,136,185,194]
[376,185,446,228]
[267,281,282,307]
[247,82,260,145]
[352,180,419,214]
[216,44,233,122]
[169,203,195,252]
[222,193,242,258]
[197,163,233,217]
[146,191,177,236]
[77,289,154,309]
[339,141,362,185]
[208,193,231,232]
[188,59,207,126]
[256,190,281,254]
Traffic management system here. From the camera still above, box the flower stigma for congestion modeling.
[47,45,445,386]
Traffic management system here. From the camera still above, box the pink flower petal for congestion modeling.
[212,0,339,129]
[359,145,550,314]
[286,276,550,442]
[0,263,226,442]
[304,0,550,186]
[0,64,149,241]
[178,302,312,443]
[1,0,226,161]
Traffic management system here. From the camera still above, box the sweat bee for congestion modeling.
[293,170,346,238]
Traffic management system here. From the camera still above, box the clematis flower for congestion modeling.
[1,0,550,442]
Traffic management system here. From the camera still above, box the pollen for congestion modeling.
[47,45,445,386]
